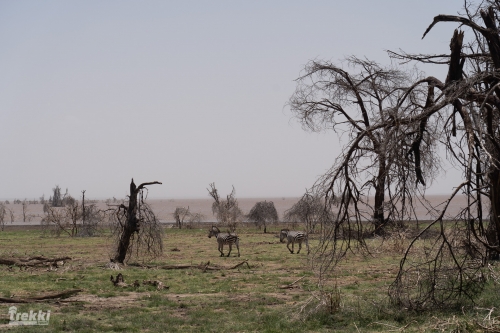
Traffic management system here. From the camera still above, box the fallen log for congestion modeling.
[0,289,82,303]
[0,256,71,267]
[158,260,250,271]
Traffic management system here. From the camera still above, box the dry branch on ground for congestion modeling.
[278,276,305,289]
[0,289,82,303]
[159,260,250,271]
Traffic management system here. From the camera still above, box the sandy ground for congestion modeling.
[0,194,484,225]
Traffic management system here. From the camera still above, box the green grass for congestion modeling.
[0,225,499,332]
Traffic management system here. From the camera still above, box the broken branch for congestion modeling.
[0,289,82,303]
[278,276,306,289]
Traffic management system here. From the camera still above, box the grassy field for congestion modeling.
[0,225,499,332]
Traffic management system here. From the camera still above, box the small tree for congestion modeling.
[41,206,68,237]
[187,212,204,228]
[79,203,103,237]
[173,207,190,229]
[21,200,29,222]
[207,183,243,232]
[247,201,278,233]
[173,207,204,229]
[65,200,81,236]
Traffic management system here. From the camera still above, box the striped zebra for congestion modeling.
[280,229,309,254]
[208,226,240,257]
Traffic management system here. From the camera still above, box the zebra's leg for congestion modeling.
[219,243,224,257]
[305,237,310,255]
[236,239,240,257]
[227,243,232,257]
[287,241,294,254]
[297,240,302,254]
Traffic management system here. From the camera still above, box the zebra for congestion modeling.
[208,226,240,257]
[280,229,309,254]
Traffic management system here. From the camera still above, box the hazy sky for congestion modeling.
[1,1,464,200]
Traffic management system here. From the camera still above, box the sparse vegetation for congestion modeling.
[3,1,500,331]
[0,225,499,332]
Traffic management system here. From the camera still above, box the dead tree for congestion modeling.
[382,1,500,309]
[51,185,63,207]
[173,207,204,229]
[112,179,162,264]
[21,200,29,222]
[173,207,190,229]
[207,183,243,232]
[289,57,437,238]
[247,201,278,232]
[41,203,82,237]
[78,190,103,237]
[186,212,204,227]
[288,55,447,288]
[41,206,66,237]
[283,192,327,233]
[0,203,6,231]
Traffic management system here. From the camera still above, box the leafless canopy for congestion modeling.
[283,192,328,233]
[290,56,440,238]
[289,56,442,282]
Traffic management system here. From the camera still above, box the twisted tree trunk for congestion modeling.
[114,179,161,264]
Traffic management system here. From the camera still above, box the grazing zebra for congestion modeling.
[208,226,240,257]
[280,229,309,254]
